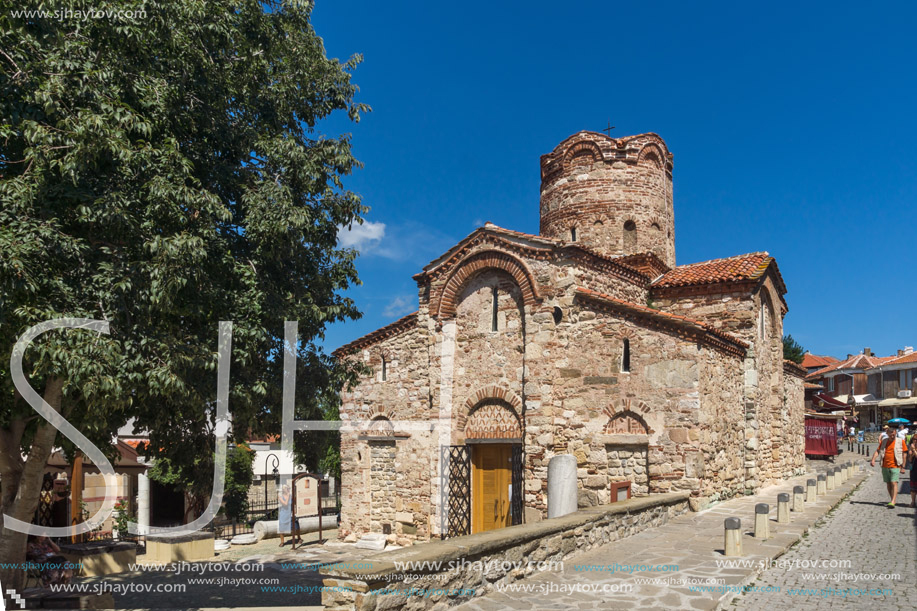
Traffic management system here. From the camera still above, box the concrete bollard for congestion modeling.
[840,465,848,483]
[777,493,790,524]
[725,518,743,556]
[754,503,769,539]
[817,474,827,495]
[836,466,844,484]
[806,479,817,502]
[547,455,578,519]
[826,469,835,490]
[792,485,805,511]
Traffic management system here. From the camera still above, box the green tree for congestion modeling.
[0,0,367,587]
[223,443,255,522]
[783,334,806,364]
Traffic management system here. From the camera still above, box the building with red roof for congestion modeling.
[333,130,806,543]
[804,347,916,429]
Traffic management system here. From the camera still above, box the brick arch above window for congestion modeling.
[604,410,649,435]
[562,139,603,170]
[435,250,541,319]
[456,385,524,439]
[638,143,669,170]
[602,398,654,435]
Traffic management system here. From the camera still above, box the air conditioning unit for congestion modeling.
[899,390,913,399]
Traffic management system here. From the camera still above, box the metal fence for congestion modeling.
[209,498,278,538]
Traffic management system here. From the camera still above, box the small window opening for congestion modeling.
[552,306,563,324]
[491,286,499,332]
[381,356,387,381]
[622,339,631,373]
[571,227,577,241]
[623,220,637,250]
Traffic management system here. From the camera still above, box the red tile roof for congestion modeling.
[811,353,894,375]
[801,353,839,369]
[804,382,824,390]
[876,351,917,367]
[652,252,773,288]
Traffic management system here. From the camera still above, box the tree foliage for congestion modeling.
[783,334,806,364]
[223,443,255,522]
[0,0,368,585]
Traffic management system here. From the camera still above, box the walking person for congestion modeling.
[908,437,917,508]
[278,484,292,547]
[870,424,908,508]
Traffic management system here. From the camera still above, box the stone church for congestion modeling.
[334,130,806,544]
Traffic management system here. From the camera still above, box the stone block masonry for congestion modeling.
[320,492,689,610]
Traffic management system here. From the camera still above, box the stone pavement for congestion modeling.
[457,458,874,611]
[732,465,916,610]
[64,530,388,609]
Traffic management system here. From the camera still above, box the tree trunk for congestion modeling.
[0,377,64,592]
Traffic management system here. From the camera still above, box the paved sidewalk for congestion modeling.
[732,465,916,610]
[458,459,871,610]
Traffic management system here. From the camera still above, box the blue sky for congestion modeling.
[313,1,916,360]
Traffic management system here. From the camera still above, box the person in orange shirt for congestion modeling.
[870,423,908,508]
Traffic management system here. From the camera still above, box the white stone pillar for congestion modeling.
[138,472,150,534]
[547,455,578,519]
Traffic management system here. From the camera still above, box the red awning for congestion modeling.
[812,393,849,409]
[804,416,839,456]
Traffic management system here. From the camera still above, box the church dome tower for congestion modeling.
[540,131,675,268]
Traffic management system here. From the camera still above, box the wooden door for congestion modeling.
[472,444,511,533]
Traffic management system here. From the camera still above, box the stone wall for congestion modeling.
[339,323,435,543]
[650,272,793,489]
[321,492,690,611]
[519,295,746,513]
[782,364,806,476]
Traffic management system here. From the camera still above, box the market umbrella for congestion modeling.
[887,418,911,425]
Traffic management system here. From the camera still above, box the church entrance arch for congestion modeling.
[462,397,523,534]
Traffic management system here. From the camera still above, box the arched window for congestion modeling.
[622,339,631,373]
[623,220,637,250]
[570,227,577,242]
[491,286,499,332]
[381,355,387,381]
[552,306,563,324]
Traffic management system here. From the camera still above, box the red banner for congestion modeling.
[805,417,838,456]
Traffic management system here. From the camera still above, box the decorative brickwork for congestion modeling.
[435,249,541,318]
[464,402,523,440]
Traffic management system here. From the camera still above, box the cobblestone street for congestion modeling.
[732,468,916,610]
[456,458,914,611]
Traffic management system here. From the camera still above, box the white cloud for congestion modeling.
[338,221,386,251]
[382,295,415,318]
